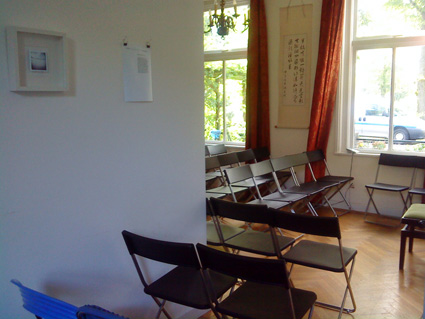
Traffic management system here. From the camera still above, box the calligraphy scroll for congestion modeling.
[277,5,312,128]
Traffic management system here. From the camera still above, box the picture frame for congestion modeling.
[6,26,68,91]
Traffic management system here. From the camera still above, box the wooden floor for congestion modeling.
[200,210,425,319]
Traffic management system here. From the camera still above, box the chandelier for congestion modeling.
[205,0,249,38]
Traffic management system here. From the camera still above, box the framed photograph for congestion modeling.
[29,48,48,72]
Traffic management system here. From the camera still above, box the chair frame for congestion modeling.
[209,197,295,256]
[364,153,418,227]
[269,209,357,319]
[305,149,354,215]
[121,231,236,319]
[196,243,316,319]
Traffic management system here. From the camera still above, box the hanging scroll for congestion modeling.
[277,5,312,128]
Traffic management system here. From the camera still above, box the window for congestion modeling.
[338,0,425,154]
[203,3,249,144]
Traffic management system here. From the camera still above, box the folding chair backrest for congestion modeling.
[224,165,253,185]
[210,197,271,224]
[217,152,239,167]
[205,156,221,171]
[122,231,200,269]
[305,149,325,164]
[11,279,78,319]
[415,156,425,169]
[378,153,418,168]
[236,149,257,164]
[207,144,227,156]
[205,145,210,157]
[196,243,290,288]
[249,159,274,177]
[252,146,271,162]
[270,208,341,239]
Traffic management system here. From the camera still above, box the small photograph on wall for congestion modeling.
[29,48,48,72]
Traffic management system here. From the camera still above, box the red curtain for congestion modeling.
[305,0,345,181]
[245,0,270,151]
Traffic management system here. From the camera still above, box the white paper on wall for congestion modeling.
[122,45,153,102]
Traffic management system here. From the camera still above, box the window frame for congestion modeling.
[337,0,425,155]
[203,2,249,146]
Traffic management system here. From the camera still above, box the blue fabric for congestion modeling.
[76,305,130,319]
[11,279,78,319]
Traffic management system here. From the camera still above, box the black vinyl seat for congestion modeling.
[196,243,317,319]
[270,209,357,319]
[209,197,295,256]
[121,231,237,319]
[364,153,418,226]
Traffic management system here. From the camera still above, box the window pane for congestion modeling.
[225,59,247,142]
[204,61,224,141]
[392,45,425,152]
[354,49,392,151]
[356,0,425,38]
[204,5,249,51]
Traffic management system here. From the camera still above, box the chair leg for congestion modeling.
[315,259,356,319]
[400,228,407,270]
[153,297,172,319]
[408,226,415,252]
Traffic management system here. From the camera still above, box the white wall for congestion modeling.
[0,1,205,318]
[266,0,423,216]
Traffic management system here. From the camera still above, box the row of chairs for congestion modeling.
[122,197,357,319]
[208,149,353,218]
[206,198,357,319]
[364,153,425,226]
[11,279,129,319]
[205,147,292,197]
[122,226,317,319]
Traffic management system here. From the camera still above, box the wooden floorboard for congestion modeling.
[200,210,425,319]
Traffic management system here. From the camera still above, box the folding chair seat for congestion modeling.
[196,243,317,319]
[364,153,418,226]
[306,149,354,214]
[206,198,246,246]
[121,231,237,319]
[209,197,295,256]
[270,209,357,319]
[11,279,78,319]
[270,154,339,216]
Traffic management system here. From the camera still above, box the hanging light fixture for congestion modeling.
[205,0,249,38]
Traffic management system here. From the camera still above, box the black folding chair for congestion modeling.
[364,153,418,226]
[305,149,354,214]
[196,243,317,319]
[121,231,236,319]
[206,198,245,246]
[209,197,295,256]
[270,153,339,216]
[270,209,357,319]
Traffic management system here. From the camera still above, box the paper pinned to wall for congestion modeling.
[122,46,153,102]
[277,5,313,129]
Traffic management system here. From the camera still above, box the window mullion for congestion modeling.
[388,48,397,150]
[222,60,226,142]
